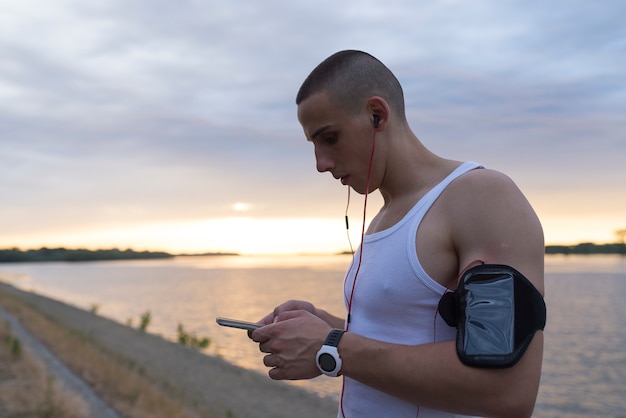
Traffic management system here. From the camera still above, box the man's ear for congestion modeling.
[366,96,390,130]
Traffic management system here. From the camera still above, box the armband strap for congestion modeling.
[438,264,546,368]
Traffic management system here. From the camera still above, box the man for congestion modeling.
[251,50,544,418]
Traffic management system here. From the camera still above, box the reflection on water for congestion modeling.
[171,254,354,270]
[539,256,626,417]
[544,253,626,274]
[1,254,626,415]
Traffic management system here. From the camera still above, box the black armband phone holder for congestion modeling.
[438,264,546,369]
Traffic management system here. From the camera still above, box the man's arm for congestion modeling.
[338,330,543,417]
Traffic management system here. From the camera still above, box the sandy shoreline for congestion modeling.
[0,282,339,418]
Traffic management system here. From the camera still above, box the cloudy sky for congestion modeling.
[1,0,625,255]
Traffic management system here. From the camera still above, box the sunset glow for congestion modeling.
[1,213,623,256]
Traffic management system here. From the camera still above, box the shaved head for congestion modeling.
[296,50,406,120]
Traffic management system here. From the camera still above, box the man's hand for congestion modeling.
[256,299,318,326]
[251,309,331,380]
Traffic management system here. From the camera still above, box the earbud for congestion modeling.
[373,114,380,128]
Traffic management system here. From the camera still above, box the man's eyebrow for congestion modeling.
[308,125,332,141]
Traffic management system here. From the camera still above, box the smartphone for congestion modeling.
[216,317,260,331]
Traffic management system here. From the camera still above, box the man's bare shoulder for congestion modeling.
[443,167,537,217]
[449,167,522,195]
[443,166,539,232]
[440,166,544,287]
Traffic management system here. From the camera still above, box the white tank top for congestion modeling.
[340,161,483,418]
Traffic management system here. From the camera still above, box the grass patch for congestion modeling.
[0,319,88,417]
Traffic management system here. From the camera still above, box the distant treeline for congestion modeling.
[545,243,626,255]
[0,247,174,263]
[1,244,623,263]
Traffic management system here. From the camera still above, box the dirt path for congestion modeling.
[0,283,339,418]
[0,303,120,418]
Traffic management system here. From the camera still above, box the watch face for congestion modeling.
[318,352,337,372]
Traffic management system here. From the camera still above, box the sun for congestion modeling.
[232,202,251,212]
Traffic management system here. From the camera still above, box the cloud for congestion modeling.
[1,0,624,251]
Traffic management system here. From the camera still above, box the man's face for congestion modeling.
[297,92,375,194]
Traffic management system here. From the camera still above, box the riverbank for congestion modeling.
[0,282,338,418]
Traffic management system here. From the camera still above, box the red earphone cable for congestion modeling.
[345,188,354,255]
[345,127,377,330]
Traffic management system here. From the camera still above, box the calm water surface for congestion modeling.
[1,254,625,417]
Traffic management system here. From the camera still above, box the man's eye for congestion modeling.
[322,134,338,145]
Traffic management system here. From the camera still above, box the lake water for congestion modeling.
[1,254,625,417]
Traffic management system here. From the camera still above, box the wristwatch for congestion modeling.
[316,329,346,377]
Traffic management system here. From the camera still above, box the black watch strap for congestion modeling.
[324,329,346,347]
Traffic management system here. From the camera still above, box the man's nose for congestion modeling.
[315,148,334,173]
